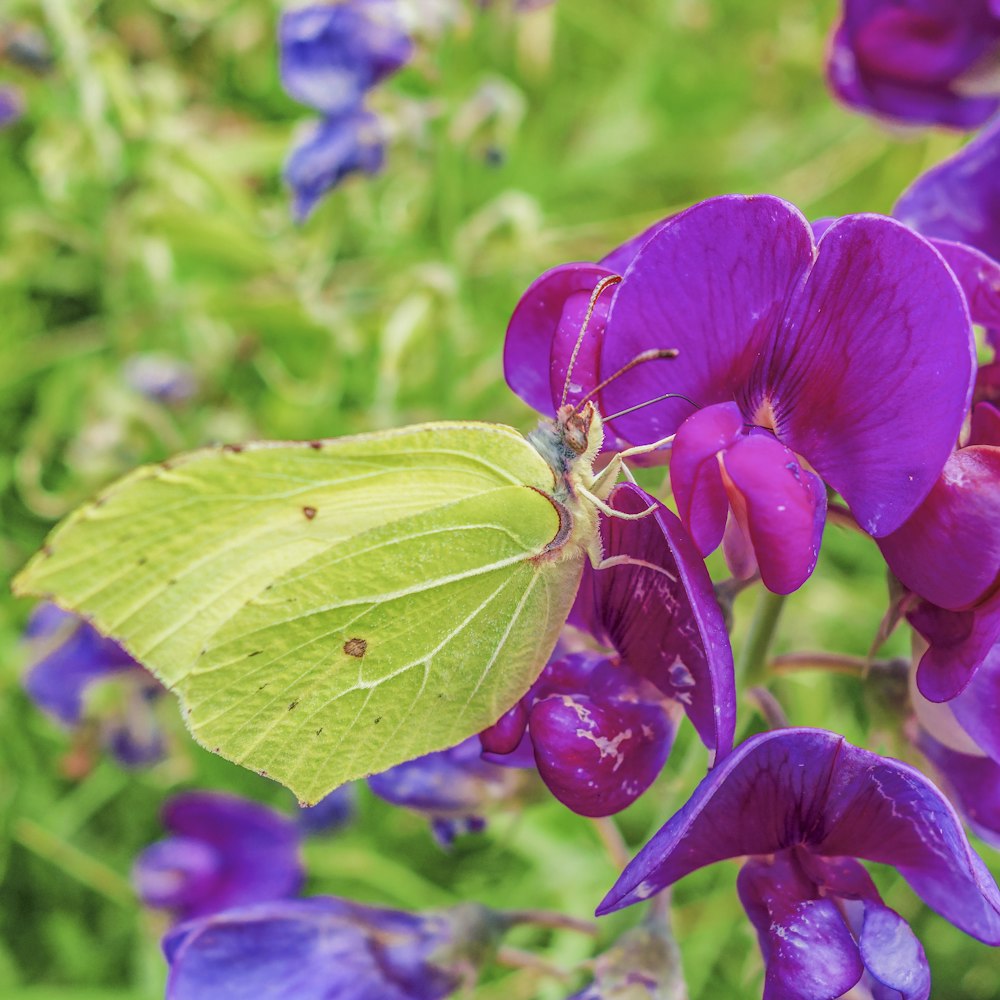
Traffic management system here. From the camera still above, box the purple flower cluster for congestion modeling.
[279,1,413,219]
[502,177,1000,993]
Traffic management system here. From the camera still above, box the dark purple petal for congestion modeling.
[601,195,814,446]
[669,402,745,555]
[895,117,1000,262]
[764,214,975,536]
[574,484,735,756]
[285,112,384,221]
[826,3,1000,128]
[504,263,620,417]
[720,433,827,594]
[950,636,1000,760]
[599,729,846,913]
[597,218,672,273]
[909,591,1000,701]
[529,690,673,817]
[279,2,413,116]
[737,854,864,1000]
[972,401,1000,445]
[368,735,516,820]
[815,741,1000,944]
[879,445,1000,609]
[917,727,1000,847]
[479,700,528,755]
[134,792,304,921]
[23,610,141,725]
[164,898,460,1000]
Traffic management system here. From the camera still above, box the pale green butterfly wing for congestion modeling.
[14,422,588,800]
[183,486,581,802]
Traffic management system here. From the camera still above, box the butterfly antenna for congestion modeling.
[570,349,680,416]
[603,390,699,422]
[560,274,623,408]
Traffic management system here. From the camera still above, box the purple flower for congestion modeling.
[285,111,384,221]
[133,792,304,922]
[22,603,166,767]
[895,115,1000,262]
[600,729,1000,1000]
[368,736,519,845]
[0,86,23,128]
[482,483,735,816]
[878,401,1000,700]
[506,195,976,593]
[123,354,197,405]
[163,897,504,1000]
[280,2,412,117]
[826,0,1000,128]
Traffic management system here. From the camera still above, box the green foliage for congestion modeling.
[1,0,996,998]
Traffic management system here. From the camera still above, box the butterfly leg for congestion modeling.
[579,486,658,521]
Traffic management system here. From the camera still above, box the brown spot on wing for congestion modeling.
[343,637,367,658]
[302,506,317,520]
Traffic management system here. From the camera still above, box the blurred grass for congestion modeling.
[0,0,994,997]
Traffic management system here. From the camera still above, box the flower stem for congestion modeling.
[770,651,869,676]
[737,588,786,685]
[590,815,631,871]
[505,909,598,936]
[495,946,573,980]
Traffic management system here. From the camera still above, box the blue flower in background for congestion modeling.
[23,603,166,768]
[284,111,385,220]
[297,783,358,834]
[368,735,519,847]
[279,1,412,218]
[280,2,413,117]
[163,897,506,1000]
[133,792,304,923]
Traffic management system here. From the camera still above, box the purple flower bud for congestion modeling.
[163,897,507,1000]
[123,354,197,405]
[826,0,1000,128]
[133,792,304,922]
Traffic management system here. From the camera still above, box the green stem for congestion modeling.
[737,589,786,686]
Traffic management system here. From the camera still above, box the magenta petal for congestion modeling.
[575,483,735,756]
[504,263,619,416]
[895,117,1000,264]
[720,433,827,594]
[950,639,1000,762]
[917,727,1000,848]
[669,402,745,555]
[598,217,671,273]
[738,856,864,1000]
[910,592,1000,701]
[600,195,815,445]
[479,701,528,755]
[879,445,1000,610]
[529,692,673,817]
[767,215,974,536]
[815,743,1000,944]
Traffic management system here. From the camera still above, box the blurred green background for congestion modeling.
[0,0,994,997]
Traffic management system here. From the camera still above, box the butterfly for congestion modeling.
[13,278,678,803]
